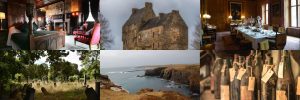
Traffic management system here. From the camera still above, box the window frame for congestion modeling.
[266,3,269,25]
[290,0,300,27]
[262,3,269,25]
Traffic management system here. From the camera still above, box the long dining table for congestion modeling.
[235,26,278,49]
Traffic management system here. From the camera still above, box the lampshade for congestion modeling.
[228,15,232,19]
[203,14,211,19]
[86,2,95,22]
[0,12,5,19]
[241,16,245,19]
[38,17,42,22]
[86,11,95,22]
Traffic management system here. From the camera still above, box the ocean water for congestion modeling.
[100,67,199,99]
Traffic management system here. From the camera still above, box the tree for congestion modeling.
[46,51,69,81]
[99,12,113,50]
[191,23,201,50]
[17,50,46,83]
[77,51,100,78]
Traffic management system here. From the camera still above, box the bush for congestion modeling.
[14,73,25,82]
[69,75,79,82]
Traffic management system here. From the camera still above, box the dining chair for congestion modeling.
[268,26,273,31]
[259,39,269,50]
[269,33,287,49]
[278,27,286,34]
[262,25,269,30]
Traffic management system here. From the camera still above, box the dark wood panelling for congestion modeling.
[7,0,26,27]
[201,0,285,32]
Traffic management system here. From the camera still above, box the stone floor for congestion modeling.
[214,31,300,50]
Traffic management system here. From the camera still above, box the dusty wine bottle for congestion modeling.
[221,58,231,100]
[233,56,245,100]
[253,50,263,100]
[261,53,277,100]
[276,51,295,100]
[240,56,253,100]
[230,54,239,100]
[213,58,223,99]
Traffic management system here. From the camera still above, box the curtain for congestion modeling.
[90,0,100,22]
[82,0,89,23]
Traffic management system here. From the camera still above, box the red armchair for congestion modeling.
[74,23,101,50]
[73,22,88,35]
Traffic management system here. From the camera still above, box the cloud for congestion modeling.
[100,50,200,68]
[34,51,83,70]
[101,0,200,49]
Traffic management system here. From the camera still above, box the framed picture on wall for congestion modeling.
[272,2,280,16]
[230,2,242,20]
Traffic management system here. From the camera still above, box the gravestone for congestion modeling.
[9,89,22,100]
[41,87,49,95]
[36,83,40,87]
[85,87,97,100]
[24,87,35,100]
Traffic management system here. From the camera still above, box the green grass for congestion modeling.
[33,82,96,100]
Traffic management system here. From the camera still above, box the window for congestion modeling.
[291,0,300,27]
[262,4,269,25]
[262,5,265,24]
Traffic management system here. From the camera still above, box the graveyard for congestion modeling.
[0,50,100,100]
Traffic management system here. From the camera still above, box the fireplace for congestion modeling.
[53,15,70,34]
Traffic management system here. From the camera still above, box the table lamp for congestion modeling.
[0,12,5,30]
[202,14,211,26]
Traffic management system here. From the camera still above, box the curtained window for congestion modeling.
[262,5,265,24]
[291,0,300,27]
[262,4,268,25]
[266,4,269,25]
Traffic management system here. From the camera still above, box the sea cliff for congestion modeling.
[100,74,191,100]
[145,64,200,93]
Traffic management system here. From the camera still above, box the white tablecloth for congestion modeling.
[236,26,277,49]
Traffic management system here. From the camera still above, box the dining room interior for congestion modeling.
[200,0,300,50]
[0,0,100,50]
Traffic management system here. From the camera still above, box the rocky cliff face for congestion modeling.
[144,67,166,76]
[145,64,200,93]
[100,74,191,100]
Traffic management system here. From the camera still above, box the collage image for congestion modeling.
[0,0,299,100]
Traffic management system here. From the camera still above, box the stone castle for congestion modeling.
[122,2,188,50]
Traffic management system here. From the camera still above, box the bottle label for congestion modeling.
[211,73,215,91]
[237,68,246,80]
[297,77,300,95]
[248,77,255,91]
[229,68,235,82]
[241,86,252,100]
[261,69,274,83]
[221,85,230,100]
[278,62,284,78]
[276,90,287,100]
[221,65,225,73]
[261,64,268,76]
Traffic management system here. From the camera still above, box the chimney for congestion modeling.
[159,13,165,17]
[132,8,138,14]
[145,2,152,8]
[172,10,179,14]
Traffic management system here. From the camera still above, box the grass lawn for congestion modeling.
[33,81,96,100]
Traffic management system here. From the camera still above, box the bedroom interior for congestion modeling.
[0,0,100,50]
[200,0,300,50]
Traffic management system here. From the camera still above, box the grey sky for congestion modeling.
[35,51,83,70]
[100,50,200,68]
[100,0,200,49]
